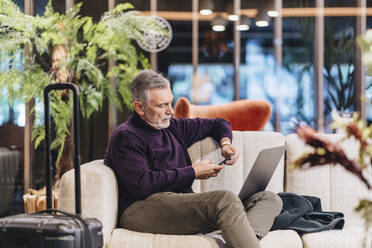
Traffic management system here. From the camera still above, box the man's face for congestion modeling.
[140,87,174,130]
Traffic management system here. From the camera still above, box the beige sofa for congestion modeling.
[59,131,371,247]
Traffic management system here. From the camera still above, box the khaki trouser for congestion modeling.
[120,190,283,248]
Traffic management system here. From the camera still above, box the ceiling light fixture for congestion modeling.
[236,15,250,31]
[229,14,239,21]
[226,3,239,21]
[199,0,214,15]
[267,10,279,17]
[256,20,269,27]
[200,9,212,15]
[211,15,227,32]
[255,5,270,27]
[266,0,279,17]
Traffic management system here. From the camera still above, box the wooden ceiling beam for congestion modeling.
[141,7,372,20]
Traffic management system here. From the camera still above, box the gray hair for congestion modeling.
[130,70,170,103]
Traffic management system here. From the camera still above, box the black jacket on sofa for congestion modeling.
[270,192,345,234]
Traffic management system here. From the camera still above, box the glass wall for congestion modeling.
[281,0,316,133]
[0,0,50,218]
[162,0,319,134]
[194,17,234,105]
[323,1,357,131]
[365,1,372,124]
[0,51,25,126]
[0,0,26,218]
[0,0,25,127]
[156,1,193,104]
[155,0,370,134]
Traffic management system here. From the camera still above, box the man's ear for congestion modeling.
[133,101,145,116]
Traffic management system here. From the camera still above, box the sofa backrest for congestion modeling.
[285,133,371,228]
[188,131,285,195]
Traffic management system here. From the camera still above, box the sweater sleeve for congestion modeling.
[110,131,195,199]
[171,118,232,148]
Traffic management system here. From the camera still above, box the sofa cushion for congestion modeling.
[58,160,118,244]
[107,228,220,248]
[107,228,302,248]
[285,134,371,229]
[260,230,302,248]
[188,131,285,195]
[301,227,366,248]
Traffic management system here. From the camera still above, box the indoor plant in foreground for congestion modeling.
[294,113,371,246]
[292,29,372,247]
[0,0,167,209]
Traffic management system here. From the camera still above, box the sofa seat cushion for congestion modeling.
[107,228,220,248]
[260,230,302,248]
[301,227,365,248]
[106,229,302,248]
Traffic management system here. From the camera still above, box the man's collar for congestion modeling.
[131,111,162,133]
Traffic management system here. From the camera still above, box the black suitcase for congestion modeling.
[0,83,103,248]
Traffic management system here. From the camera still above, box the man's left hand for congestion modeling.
[221,145,240,165]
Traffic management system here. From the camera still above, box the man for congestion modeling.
[104,70,282,248]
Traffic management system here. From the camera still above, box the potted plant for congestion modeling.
[283,1,357,128]
[0,0,167,190]
[294,20,372,236]
[294,114,372,246]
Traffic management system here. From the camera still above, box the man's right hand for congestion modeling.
[192,160,223,179]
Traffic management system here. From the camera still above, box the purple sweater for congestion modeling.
[104,112,232,217]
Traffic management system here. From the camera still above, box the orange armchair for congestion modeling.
[174,97,272,131]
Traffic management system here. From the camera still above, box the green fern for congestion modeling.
[0,0,165,165]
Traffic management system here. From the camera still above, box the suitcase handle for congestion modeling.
[44,83,81,214]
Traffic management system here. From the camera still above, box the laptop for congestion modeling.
[238,146,286,202]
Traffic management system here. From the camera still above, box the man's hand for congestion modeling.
[192,160,223,179]
[221,144,240,165]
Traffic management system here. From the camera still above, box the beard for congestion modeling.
[145,114,172,130]
[155,117,171,129]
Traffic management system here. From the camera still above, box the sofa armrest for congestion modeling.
[58,159,118,244]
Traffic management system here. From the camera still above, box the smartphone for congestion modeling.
[218,153,235,165]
